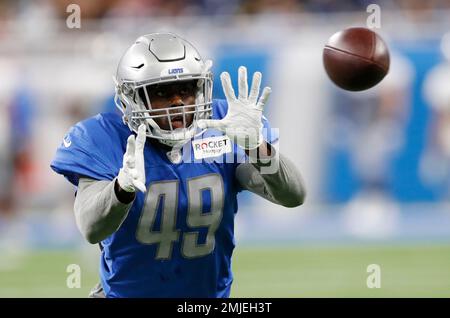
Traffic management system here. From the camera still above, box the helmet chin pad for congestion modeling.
[144,117,197,147]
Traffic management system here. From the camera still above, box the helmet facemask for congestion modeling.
[114,33,214,147]
[115,70,213,147]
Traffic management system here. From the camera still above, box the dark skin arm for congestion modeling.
[114,179,135,204]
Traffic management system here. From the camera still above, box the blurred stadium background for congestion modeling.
[1,0,450,297]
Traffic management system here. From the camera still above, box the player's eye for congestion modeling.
[179,83,195,96]
[150,87,167,99]
[156,90,166,98]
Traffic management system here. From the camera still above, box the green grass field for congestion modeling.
[1,244,449,297]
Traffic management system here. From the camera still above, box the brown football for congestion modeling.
[323,27,390,91]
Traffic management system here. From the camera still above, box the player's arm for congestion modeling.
[236,143,306,207]
[74,125,147,244]
[197,66,305,207]
[74,177,135,244]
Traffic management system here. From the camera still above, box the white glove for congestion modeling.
[197,66,271,150]
[117,124,147,193]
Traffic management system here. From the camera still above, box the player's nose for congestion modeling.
[168,94,184,112]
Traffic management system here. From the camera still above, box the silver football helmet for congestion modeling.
[114,33,213,147]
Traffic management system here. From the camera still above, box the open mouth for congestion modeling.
[170,115,184,129]
[171,115,183,121]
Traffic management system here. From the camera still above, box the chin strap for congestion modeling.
[166,146,183,164]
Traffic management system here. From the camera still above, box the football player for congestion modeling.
[51,33,305,298]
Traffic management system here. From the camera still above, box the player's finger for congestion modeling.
[197,119,226,131]
[249,72,262,104]
[220,72,237,102]
[133,180,147,193]
[130,168,139,180]
[256,86,271,111]
[238,66,248,100]
[136,124,146,151]
[125,135,135,157]
[125,155,135,169]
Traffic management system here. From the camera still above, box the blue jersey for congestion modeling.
[51,99,277,298]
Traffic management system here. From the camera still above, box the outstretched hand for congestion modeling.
[117,124,147,193]
[197,66,271,150]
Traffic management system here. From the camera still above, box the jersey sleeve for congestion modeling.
[50,114,124,186]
